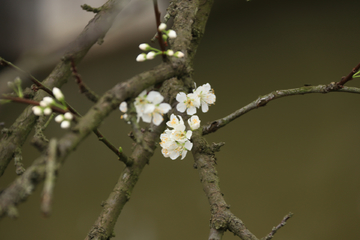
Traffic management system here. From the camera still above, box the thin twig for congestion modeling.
[41,139,57,217]
[202,84,360,135]
[262,212,293,240]
[336,62,360,87]
[70,59,99,103]
[153,0,167,62]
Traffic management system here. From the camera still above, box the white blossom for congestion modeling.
[134,90,171,125]
[176,92,200,115]
[194,83,216,113]
[166,114,184,129]
[52,87,64,101]
[188,115,201,130]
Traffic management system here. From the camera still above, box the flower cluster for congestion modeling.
[159,83,215,160]
[32,87,73,129]
[119,90,171,126]
[176,83,216,115]
[136,23,184,62]
[160,114,194,160]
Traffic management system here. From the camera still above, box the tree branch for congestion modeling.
[0,0,131,177]
[202,84,360,135]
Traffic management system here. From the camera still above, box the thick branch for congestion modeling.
[0,63,176,219]
[202,84,360,135]
[0,0,130,177]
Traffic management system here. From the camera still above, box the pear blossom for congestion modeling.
[166,114,184,129]
[160,114,194,160]
[188,115,201,130]
[194,83,216,113]
[166,50,174,56]
[133,90,171,125]
[176,92,200,115]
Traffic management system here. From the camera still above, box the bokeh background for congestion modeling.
[1,0,360,239]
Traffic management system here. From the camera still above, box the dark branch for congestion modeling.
[336,62,360,87]
[202,84,360,135]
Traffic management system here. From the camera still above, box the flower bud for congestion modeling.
[32,106,43,116]
[64,112,73,120]
[7,81,14,88]
[119,102,127,113]
[166,50,174,56]
[136,53,146,62]
[146,51,156,60]
[61,120,70,129]
[14,77,22,85]
[55,114,64,123]
[53,87,64,101]
[43,107,52,115]
[168,30,177,39]
[174,51,184,58]
[139,43,150,51]
[158,23,167,31]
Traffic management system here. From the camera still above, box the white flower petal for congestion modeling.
[176,92,187,102]
[147,91,164,104]
[176,102,187,113]
[152,113,163,126]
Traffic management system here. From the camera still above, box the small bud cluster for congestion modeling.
[31,87,73,129]
[7,77,23,98]
[119,90,171,126]
[136,23,185,62]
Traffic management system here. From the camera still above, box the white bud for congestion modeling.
[166,50,174,56]
[168,30,177,39]
[158,23,167,31]
[64,112,73,120]
[14,77,22,85]
[119,102,127,113]
[39,100,48,107]
[55,114,64,123]
[139,43,150,51]
[188,115,201,130]
[136,53,146,62]
[146,51,156,60]
[32,106,43,116]
[43,107,52,115]
[43,97,54,105]
[52,87,64,101]
[60,120,70,129]
[174,51,184,58]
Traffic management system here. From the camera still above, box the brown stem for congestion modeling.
[70,59,99,103]
[153,0,167,62]
[336,62,360,87]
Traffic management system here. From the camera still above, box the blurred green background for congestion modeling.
[1,0,360,239]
